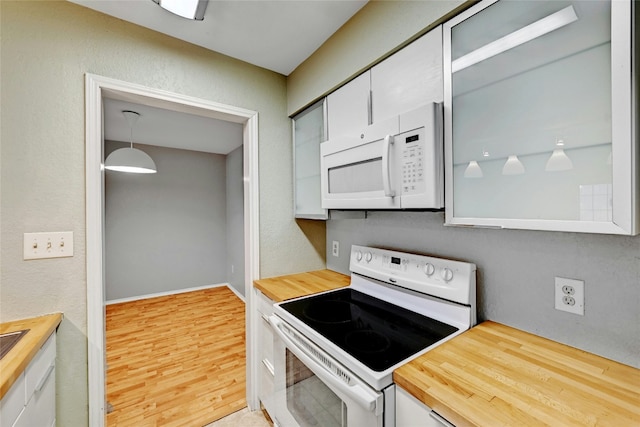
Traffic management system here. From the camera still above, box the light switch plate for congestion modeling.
[24,232,74,260]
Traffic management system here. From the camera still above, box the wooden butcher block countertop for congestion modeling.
[0,313,62,399]
[254,269,350,302]
[394,321,640,427]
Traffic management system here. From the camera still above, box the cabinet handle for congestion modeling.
[261,359,275,376]
[35,362,55,392]
[382,135,395,197]
[367,90,373,125]
[261,314,270,323]
[429,410,455,427]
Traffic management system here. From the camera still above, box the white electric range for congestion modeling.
[267,245,476,427]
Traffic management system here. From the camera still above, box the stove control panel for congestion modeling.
[350,245,476,306]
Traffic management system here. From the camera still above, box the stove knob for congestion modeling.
[423,263,435,276]
[355,250,363,262]
[365,252,373,262]
[440,267,454,282]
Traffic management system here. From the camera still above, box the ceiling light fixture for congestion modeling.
[545,139,573,172]
[104,111,157,174]
[502,155,525,175]
[452,5,578,73]
[464,160,484,178]
[152,0,208,21]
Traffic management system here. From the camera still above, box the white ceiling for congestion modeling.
[104,98,244,154]
[69,0,367,76]
[73,0,367,155]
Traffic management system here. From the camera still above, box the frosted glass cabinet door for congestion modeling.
[293,99,328,219]
[443,0,638,235]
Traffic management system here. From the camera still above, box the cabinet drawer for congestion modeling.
[259,313,274,369]
[25,333,56,401]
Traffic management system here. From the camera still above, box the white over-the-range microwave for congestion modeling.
[320,103,444,210]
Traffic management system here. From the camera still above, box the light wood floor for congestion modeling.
[106,287,247,426]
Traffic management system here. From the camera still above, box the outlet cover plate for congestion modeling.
[332,240,339,257]
[554,277,584,315]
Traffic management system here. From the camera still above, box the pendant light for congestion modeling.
[463,161,483,178]
[502,155,525,175]
[545,138,573,172]
[104,111,157,174]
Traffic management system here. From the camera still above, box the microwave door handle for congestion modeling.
[269,315,381,413]
[382,135,395,197]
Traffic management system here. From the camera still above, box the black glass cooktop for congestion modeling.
[280,288,458,372]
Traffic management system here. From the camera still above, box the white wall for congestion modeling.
[105,142,229,301]
[0,2,325,424]
[226,146,245,296]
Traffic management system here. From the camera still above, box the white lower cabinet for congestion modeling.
[0,333,57,427]
[396,387,455,427]
[255,290,275,417]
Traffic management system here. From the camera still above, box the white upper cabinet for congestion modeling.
[371,26,443,123]
[327,71,371,140]
[443,0,638,235]
[327,26,444,140]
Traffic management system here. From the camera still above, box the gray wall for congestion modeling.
[226,146,245,296]
[327,212,640,368]
[105,142,228,301]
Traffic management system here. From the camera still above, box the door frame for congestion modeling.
[85,74,260,426]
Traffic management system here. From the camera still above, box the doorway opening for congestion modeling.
[85,74,260,426]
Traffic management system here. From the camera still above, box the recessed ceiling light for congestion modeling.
[152,0,208,21]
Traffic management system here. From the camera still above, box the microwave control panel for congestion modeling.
[400,128,426,195]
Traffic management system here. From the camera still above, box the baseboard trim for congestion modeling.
[106,283,245,305]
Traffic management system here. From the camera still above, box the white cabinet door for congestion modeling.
[327,71,371,140]
[14,369,55,427]
[1,333,57,427]
[372,26,444,122]
[0,372,25,427]
[444,0,638,235]
[18,333,56,427]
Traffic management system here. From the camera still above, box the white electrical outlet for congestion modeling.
[554,277,584,315]
[24,232,74,260]
[332,240,339,257]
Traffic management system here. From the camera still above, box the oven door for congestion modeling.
[268,315,391,427]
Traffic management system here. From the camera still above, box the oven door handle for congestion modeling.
[269,315,382,414]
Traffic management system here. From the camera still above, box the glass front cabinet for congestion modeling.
[443,0,638,234]
[293,99,328,219]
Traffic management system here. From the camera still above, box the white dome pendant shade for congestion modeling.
[502,155,525,175]
[463,160,484,178]
[545,148,573,171]
[104,111,157,174]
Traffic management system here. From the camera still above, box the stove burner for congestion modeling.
[303,300,361,324]
[345,330,390,354]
